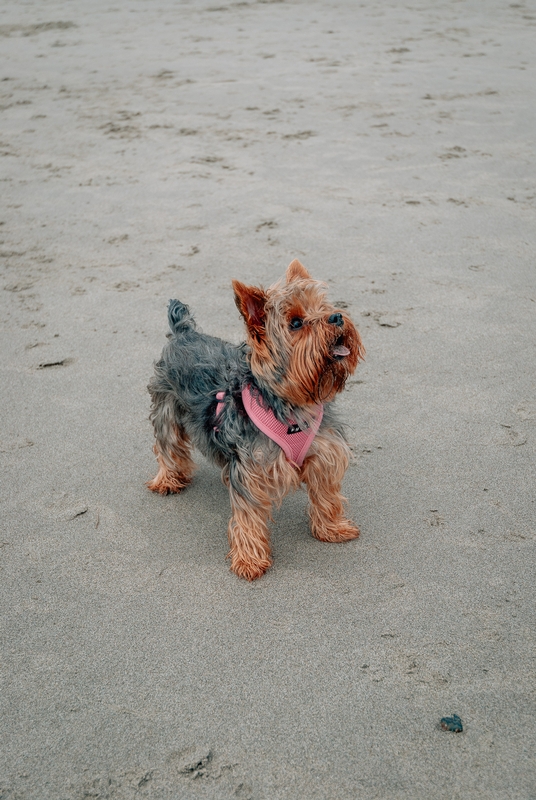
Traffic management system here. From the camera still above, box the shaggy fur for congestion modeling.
[148,259,365,580]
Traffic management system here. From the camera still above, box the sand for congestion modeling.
[1,1,535,798]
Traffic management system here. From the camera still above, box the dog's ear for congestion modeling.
[286,259,311,282]
[232,280,268,341]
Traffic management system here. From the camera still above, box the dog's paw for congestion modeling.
[229,555,272,581]
[312,518,360,543]
[146,471,191,494]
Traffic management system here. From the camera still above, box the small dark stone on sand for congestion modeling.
[440,714,463,732]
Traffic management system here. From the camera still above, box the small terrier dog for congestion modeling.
[148,259,364,580]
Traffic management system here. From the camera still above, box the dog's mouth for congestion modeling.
[331,335,351,361]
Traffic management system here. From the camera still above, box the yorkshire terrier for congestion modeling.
[148,259,365,580]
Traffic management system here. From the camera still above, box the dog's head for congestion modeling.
[233,260,364,405]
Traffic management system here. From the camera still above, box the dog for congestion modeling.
[147,259,365,580]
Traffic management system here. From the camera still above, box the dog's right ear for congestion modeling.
[286,259,311,282]
[232,280,268,342]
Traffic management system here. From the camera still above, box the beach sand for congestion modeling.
[1,1,535,797]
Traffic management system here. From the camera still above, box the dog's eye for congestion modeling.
[289,317,304,330]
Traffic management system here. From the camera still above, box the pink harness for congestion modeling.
[215,386,323,468]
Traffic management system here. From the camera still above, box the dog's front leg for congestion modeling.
[301,430,360,543]
[225,462,273,581]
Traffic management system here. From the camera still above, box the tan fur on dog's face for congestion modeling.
[233,260,365,405]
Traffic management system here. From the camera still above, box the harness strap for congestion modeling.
[213,391,226,432]
[214,387,323,467]
[241,386,323,467]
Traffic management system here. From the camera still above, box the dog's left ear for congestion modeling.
[232,280,268,341]
[286,259,311,282]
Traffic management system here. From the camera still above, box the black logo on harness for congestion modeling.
[287,423,302,435]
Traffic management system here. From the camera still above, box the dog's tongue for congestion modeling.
[332,344,350,357]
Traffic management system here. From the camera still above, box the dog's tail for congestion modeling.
[168,299,196,334]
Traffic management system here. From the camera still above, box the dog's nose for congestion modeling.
[328,312,343,327]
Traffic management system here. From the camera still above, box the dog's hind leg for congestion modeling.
[147,391,195,494]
